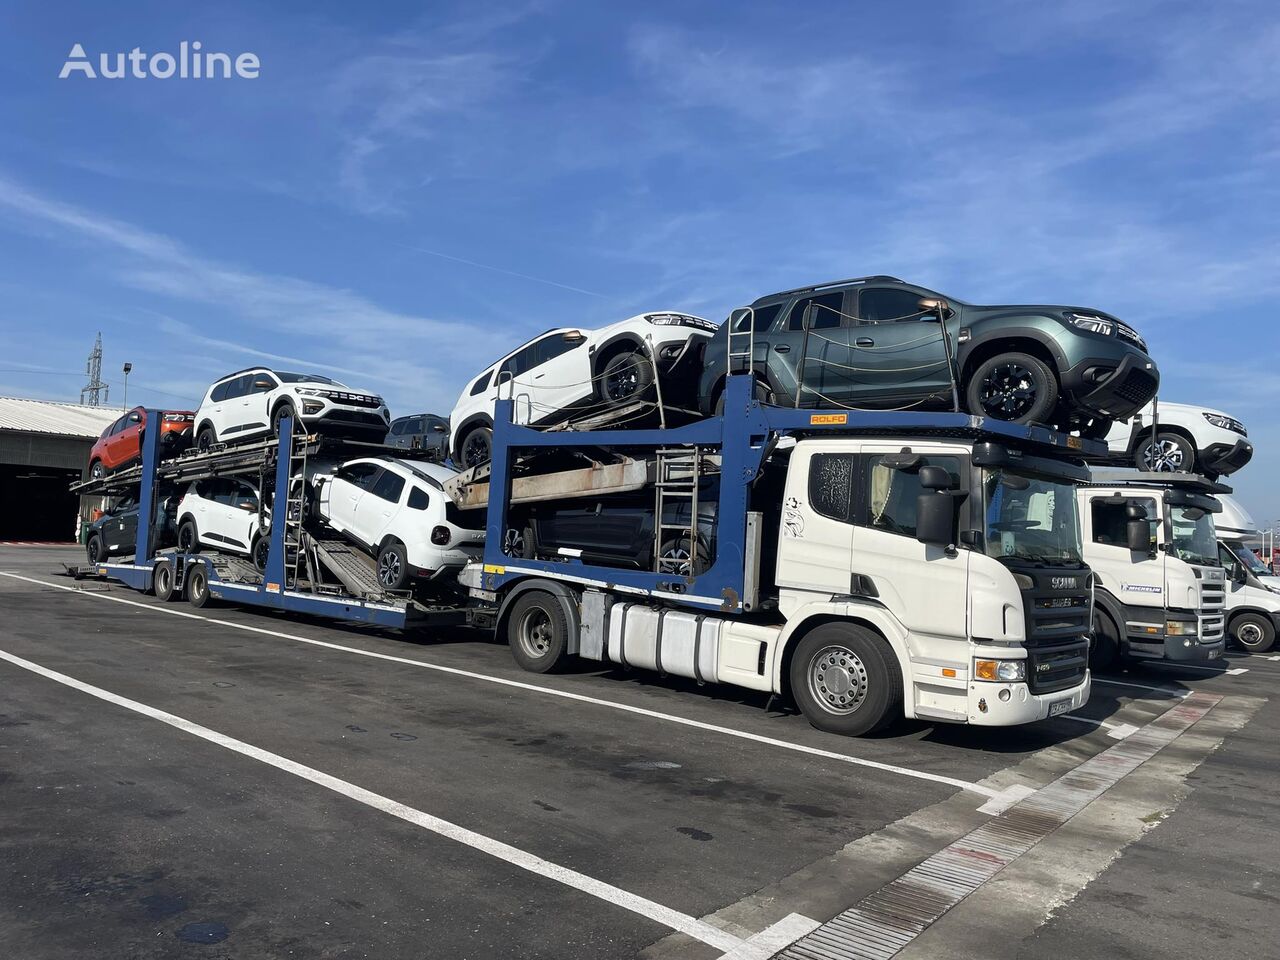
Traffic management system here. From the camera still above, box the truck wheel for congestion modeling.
[186,564,214,608]
[600,350,655,406]
[153,560,177,602]
[1229,612,1275,653]
[85,534,104,565]
[1089,609,1121,671]
[966,352,1058,425]
[1136,432,1196,473]
[789,624,902,736]
[507,591,570,674]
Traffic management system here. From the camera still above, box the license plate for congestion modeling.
[1048,698,1073,717]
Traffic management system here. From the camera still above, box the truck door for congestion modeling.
[1082,493,1162,631]
[775,446,858,597]
[855,446,969,649]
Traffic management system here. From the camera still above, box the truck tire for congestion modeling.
[1135,432,1196,473]
[507,591,570,674]
[153,560,177,602]
[1229,612,1276,653]
[1089,608,1122,671]
[965,352,1059,425]
[789,624,902,736]
[186,564,214,608]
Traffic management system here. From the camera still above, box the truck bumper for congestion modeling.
[966,673,1092,726]
[1159,635,1226,661]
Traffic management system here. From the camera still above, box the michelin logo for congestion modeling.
[1122,584,1163,594]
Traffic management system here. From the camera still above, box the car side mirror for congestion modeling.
[561,330,587,344]
[129,412,142,423]
[918,297,949,320]
[1126,519,1151,553]
[916,492,957,547]
[432,423,447,433]
[252,378,273,390]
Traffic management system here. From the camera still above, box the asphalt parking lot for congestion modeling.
[2,544,1277,960]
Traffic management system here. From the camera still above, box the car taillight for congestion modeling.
[430,525,451,546]
[163,414,190,422]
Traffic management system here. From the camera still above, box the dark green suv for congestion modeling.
[696,276,1159,434]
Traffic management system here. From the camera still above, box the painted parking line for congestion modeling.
[1091,676,1192,698]
[0,571,1015,807]
[1147,661,1249,676]
[776,691,1222,960]
[1056,713,1139,739]
[0,647,747,954]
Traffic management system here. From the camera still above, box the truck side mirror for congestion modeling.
[916,492,956,547]
[1231,561,1249,585]
[918,465,956,491]
[1126,519,1151,553]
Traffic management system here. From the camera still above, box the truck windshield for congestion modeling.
[1169,506,1218,567]
[983,471,1083,564]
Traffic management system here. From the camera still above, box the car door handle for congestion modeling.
[774,344,790,353]
[856,337,874,347]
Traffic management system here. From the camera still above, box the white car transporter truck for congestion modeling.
[1077,470,1227,669]
[458,370,1096,736]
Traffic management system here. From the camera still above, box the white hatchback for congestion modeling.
[176,477,271,568]
[315,457,484,590]
[448,312,717,468]
[193,367,390,450]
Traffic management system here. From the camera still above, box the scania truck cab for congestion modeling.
[465,373,1095,736]
[1077,471,1226,668]
[1214,494,1280,653]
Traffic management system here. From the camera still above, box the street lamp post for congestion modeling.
[122,362,132,409]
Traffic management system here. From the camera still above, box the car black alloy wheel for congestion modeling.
[178,520,199,554]
[196,427,215,452]
[86,535,103,565]
[461,427,492,469]
[979,362,1039,419]
[274,404,297,438]
[601,351,655,405]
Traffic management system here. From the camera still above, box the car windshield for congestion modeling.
[275,371,344,386]
[1169,505,1219,566]
[983,470,1083,565]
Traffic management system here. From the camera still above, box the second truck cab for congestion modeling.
[1214,494,1280,654]
[1078,471,1226,668]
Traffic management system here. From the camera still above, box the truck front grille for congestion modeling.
[1027,639,1089,694]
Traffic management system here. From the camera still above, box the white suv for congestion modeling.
[176,477,272,569]
[448,312,717,468]
[193,367,390,451]
[315,456,484,590]
[1104,400,1252,477]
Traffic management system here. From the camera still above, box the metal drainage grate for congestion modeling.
[778,691,1221,960]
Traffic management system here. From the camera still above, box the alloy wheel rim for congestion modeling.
[378,551,402,587]
[464,433,490,467]
[180,528,195,552]
[517,607,553,659]
[1143,439,1184,471]
[605,359,641,401]
[979,362,1037,419]
[503,528,525,556]
[91,463,104,479]
[88,539,100,563]
[807,644,869,715]
[659,544,692,576]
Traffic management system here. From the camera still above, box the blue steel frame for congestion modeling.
[93,413,411,628]
[480,374,1104,613]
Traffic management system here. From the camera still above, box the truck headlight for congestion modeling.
[1165,619,1197,636]
[975,659,1026,682]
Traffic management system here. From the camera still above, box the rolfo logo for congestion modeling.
[59,42,260,80]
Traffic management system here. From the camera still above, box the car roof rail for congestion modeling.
[217,366,271,381]
[752,275,909,303]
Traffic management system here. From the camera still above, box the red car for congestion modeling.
[87,406,196,478]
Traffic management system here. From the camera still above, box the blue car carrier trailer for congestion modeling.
[68,417,465,629]
[457,371,1104,736]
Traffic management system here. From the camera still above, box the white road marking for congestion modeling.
[1149,661,1248,675]
[976,783,1035,815]
[1268,655,1280,661]
[0,647,744,954]
[1091,676,1191,698]
[716,913,821,960]
[0,571,1001,802]
[1226,667,1249,675]
[1055,714,1139,739]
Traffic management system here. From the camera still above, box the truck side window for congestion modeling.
[1091,497,1157,548]
[809,454,856,522]
[866,456,962,538]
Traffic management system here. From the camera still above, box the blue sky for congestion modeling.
[0,1,1277,520]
